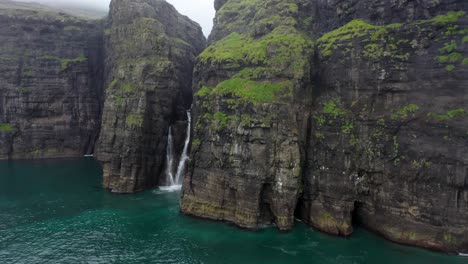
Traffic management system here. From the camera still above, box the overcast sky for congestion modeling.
[16,0,215,36]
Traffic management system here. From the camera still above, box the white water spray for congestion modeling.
[160,110,191,192]
[175,111,191,184]
[165,127,176,186]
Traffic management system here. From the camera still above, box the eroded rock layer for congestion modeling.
[95,0,205,193]
[0,8,103,159]
[181,0,468,252]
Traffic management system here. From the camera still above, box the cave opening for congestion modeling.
[352,201,365,228]
[259,183,274,226]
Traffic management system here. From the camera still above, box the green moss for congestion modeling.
[240,114,254,126]
[323,100,346,118]
[341,122,354,134]
[391,104,420,120]
[60,54,87,71]
[192,138,201,149]
[429,109,467,120]
[0,123,14,133]
[213,112,233,129]
[40,55,59,61]
[439,40,458,53]
[463,36,468,43]
[446,64,456,71]
[199,26,312,78]
[126,113,144,127]
[435,52,463,63]
[463,58,468,65]
[108,79,119,90]
[428,11,465,24]
[198,78,292,104]
[317,19,408,60]
[215,0,300,37]
[195,86,212,98]
[217,78,290,104]
[107,80,137,106]
[319,11,466,61]
[318,19,378,57]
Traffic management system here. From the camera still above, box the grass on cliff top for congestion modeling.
[317,19,403,57]
[199,26,313,78]
[215,0,299,37]
[317,11,467,58]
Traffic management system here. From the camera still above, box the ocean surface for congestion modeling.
[0,158,465,264]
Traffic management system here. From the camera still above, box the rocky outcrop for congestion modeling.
[300,11,468,252]
[181,0,468,253]
[95,0,205,193]
[181,0,314,231]
[0,7,103,159]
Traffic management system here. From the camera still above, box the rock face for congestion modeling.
[0,7,104,159]
[95,0,205,193]
[300,11,468,252]
[181,0,468,252]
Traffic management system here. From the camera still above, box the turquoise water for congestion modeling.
[0,158,465,264]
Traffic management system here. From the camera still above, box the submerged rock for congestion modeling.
[94,0,205,193]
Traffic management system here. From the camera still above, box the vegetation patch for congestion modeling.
[196,78,292,104]
[391,104,420,120]
[213,112,234,130]
[0,123,14,133]
[60,54,87,71]
[215,0,299,38]
[126,113,144,128]
[428,109,467,120]
[318,11,467,62]
[425,11,466,25]
[108,80,137,106]
[199,26,313,78]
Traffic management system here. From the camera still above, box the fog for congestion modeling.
[15,0,215,36]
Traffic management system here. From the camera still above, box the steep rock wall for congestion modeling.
[181,0,468,252]
[0,8,103,159]
[300,11,468,252]
[181,0,315,230]
[95,0,205,193]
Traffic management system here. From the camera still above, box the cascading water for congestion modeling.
[160,110,191,192]
[165,127,176,186]
[175,111,191,184]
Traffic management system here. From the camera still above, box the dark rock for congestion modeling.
[181,0,468,253]
[95,0,205,193]
[0,7,104,159]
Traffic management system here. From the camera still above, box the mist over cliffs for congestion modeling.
[0,0,467,254]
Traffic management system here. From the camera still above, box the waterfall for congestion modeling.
[175,111,191,184]
[161,110,191,191]
[165,127,176,186]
